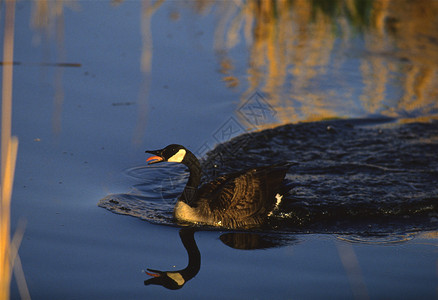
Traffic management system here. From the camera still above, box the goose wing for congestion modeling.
[198,165,289,223]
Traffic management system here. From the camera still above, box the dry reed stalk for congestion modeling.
[0,0,28,299]
[1,0,16,298]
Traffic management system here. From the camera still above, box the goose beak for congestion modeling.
[145,150,164,165]
[146,155,163,165]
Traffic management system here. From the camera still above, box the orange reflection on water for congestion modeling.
[31,0,73,135]
[203,0,438,128]
[29,0,438,132]
[361,0,438,122]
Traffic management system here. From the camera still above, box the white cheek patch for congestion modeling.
[168,149,186,163]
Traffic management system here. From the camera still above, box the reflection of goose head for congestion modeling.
[146,144,291,229]
[144,268,188,290]
[144,229,200,290]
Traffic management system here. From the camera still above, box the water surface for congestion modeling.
[6,1,438,299]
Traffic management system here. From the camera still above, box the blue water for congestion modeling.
[6,1,438,299]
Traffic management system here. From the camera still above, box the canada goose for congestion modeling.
[146,144,291,229]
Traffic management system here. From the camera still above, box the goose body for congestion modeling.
[146,144,290,229]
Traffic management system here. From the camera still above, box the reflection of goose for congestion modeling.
[145,229,200,289]
[145,229,296,290]
[146,144,291,228]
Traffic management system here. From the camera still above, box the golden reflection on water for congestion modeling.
[360,0,438,122]
[30,0,438,130]
[31,0,72,134]
[132,0,165,145]
[204,0,438,128]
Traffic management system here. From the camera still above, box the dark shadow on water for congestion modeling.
[219,231,297,250]
[141,225,428,291]
[143,228,298,290]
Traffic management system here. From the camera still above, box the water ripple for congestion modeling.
[99,118,438,234]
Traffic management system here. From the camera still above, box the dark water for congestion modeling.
[99,118,438,234]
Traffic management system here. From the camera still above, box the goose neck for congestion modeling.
[181,150,201,204]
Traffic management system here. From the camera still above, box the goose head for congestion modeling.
[145,144,187,165]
